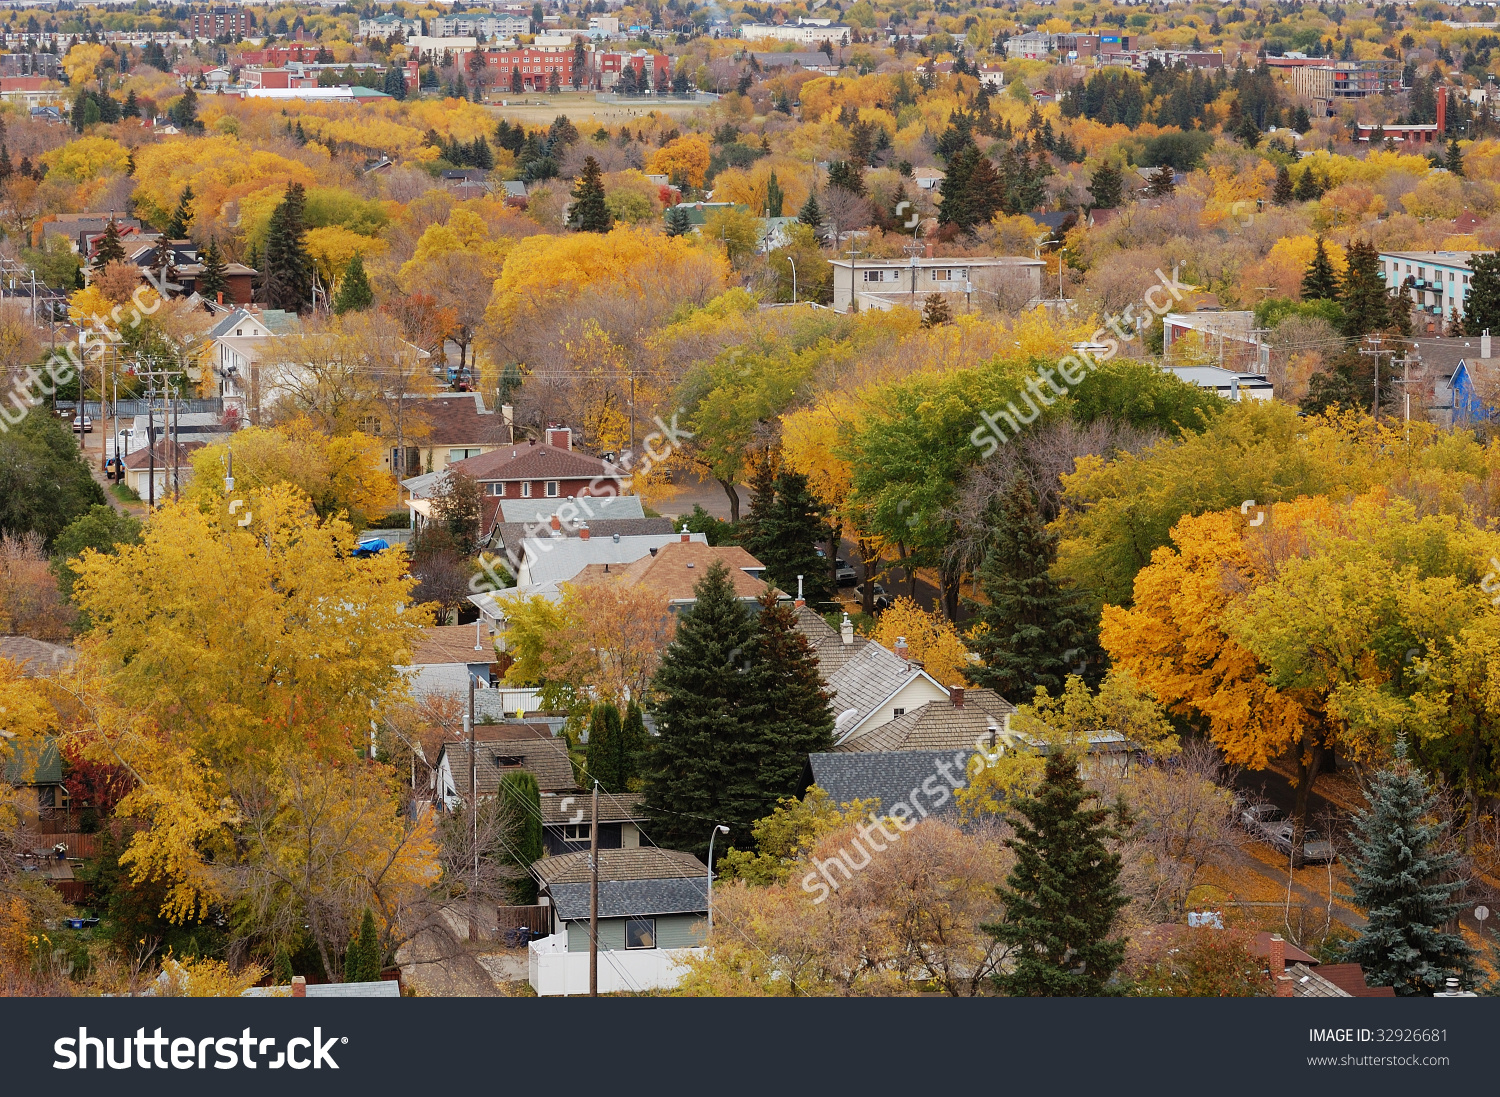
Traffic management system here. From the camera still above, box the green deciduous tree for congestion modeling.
[984,751,1129,996]
[0,412,107,545]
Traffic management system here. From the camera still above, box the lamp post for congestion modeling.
[706,823,729,934]
[787,255,798,304]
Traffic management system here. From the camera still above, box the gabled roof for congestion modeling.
[122,438,206,470]
[1315,963,1397,997]
[437,736,576,793]
[449,439,618,483]
[806,749,972,816]
[1289,962,1352,997]
[0,636,75,675]
[571,540,768,603]
[834,688,1015,753]
[518,532,708,590]
[493,517,675,550]
[825,641,942,739]
[545,876,709,921]
[498,493,646,525]
[538,789,642,826]
[405,393,504,447]
[3,736,61,786]
[793,604,872,677]
[410,623,496,666]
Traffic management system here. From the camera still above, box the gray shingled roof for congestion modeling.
[792,605,872,678]
[498,494,646,525]
[0,636,76,675]
[807,750,974,817]
[825,642,920,730]
[537,789,643,825]
[493,517,675,550]
[835,688,1015,753]
[519,532,706,589]
[547,877,709,920]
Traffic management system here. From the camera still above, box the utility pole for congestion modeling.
[589,778,599,998]
[467,671,478,943]
[1359,335,1396,417]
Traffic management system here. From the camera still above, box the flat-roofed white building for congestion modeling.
[827,255,1045,314]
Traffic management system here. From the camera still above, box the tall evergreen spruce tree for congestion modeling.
[747,590,833,801]
[664,204,692,236]
[1293,166,1321,201]
[166,185,194,238]
[1462,251,1500,335]
[641,561,767,858]
[498,769,543,903]
[1338,238,1392,338]
[743,469,831,602]
[584,701,634,791]
[1086,161,1122,209]
[261,181,312,311]
[797,191,824,234]
[1272,163,1293,205]
[198,236,228,300]
[92,218,124,268]
[1300,237,1340,300]
[567,155,612,232]
[965,478,1090,699]
[984,752,1129,996]
[765,170,784,217]
[1341,738,1475,995]
[332,253,373,314]
[1447,137,1464,177]
[343,908,380,982]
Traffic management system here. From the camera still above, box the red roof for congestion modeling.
[449,439,619,484]
[1315,964,1397,997]
[122,438,206,470]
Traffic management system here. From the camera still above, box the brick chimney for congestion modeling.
[895,636,909,662]
[546,427,572,451]
[680,532,690,542]
[1268,934,1296,997]
[950,686,964,708]
[923,240,934,259]
[550,514,561,531]
[579,524,590,540]
[291,976,306,998]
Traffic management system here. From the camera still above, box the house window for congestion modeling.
[545,481,560,497]
[625,917,657,949]
[563,823,591,842]
[522,482,532,498]
[892,707,905,717]
[448,447,481,463]
[490,483,506,497]
[863,269,882,282]
[359,416,382,436]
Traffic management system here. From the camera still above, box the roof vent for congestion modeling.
[612,532,620,543]
[687,561,695,568]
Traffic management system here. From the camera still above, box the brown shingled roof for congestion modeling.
[122,438,206,469]
[405,394,508,447]
[535,847,706,884]
[833,688,1016,752]
[1315,963,1397,997]
[410,624,497,666]
[572,540,769,603]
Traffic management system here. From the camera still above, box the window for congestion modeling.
[563,823,591,842]
[1450,271,1456,282]
[545,480,560,497]
[892,707,905,717]
[930,269,950,282]
[863,269,884,282]
[359,416,382,436]
[490,482,506,497]
[448,447,481,463]
[521,482,532,498]
[625,917,657,949]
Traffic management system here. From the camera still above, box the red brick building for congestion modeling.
[186,8,250,38]
[595,50,671,90]
[238,45,321,66]
[473,47,582,90]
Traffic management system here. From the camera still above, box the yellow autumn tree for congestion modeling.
[867,596,971,687]
[40,136,132,184]
[648,132,712,188]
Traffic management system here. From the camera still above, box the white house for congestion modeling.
[358,13,424,39]
[740,19,851,45]
[827,255,1045,314]
[1161,365,1275,402]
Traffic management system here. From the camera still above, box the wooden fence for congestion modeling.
[23,832,103,859]
[496,905,550,936]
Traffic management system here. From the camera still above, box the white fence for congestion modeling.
[527,932,702,996]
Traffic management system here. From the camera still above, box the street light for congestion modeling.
[787,255,798,304]
[706,823,730,934]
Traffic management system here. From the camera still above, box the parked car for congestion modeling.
[1240,803,1336,864]
[854,582,891,610]
[103,455,125,481]
[834,560,857,585]
[71,414,92,433]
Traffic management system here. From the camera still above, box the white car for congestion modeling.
[71,414,92,433]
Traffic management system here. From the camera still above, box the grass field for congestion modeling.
[482,91,707,126]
